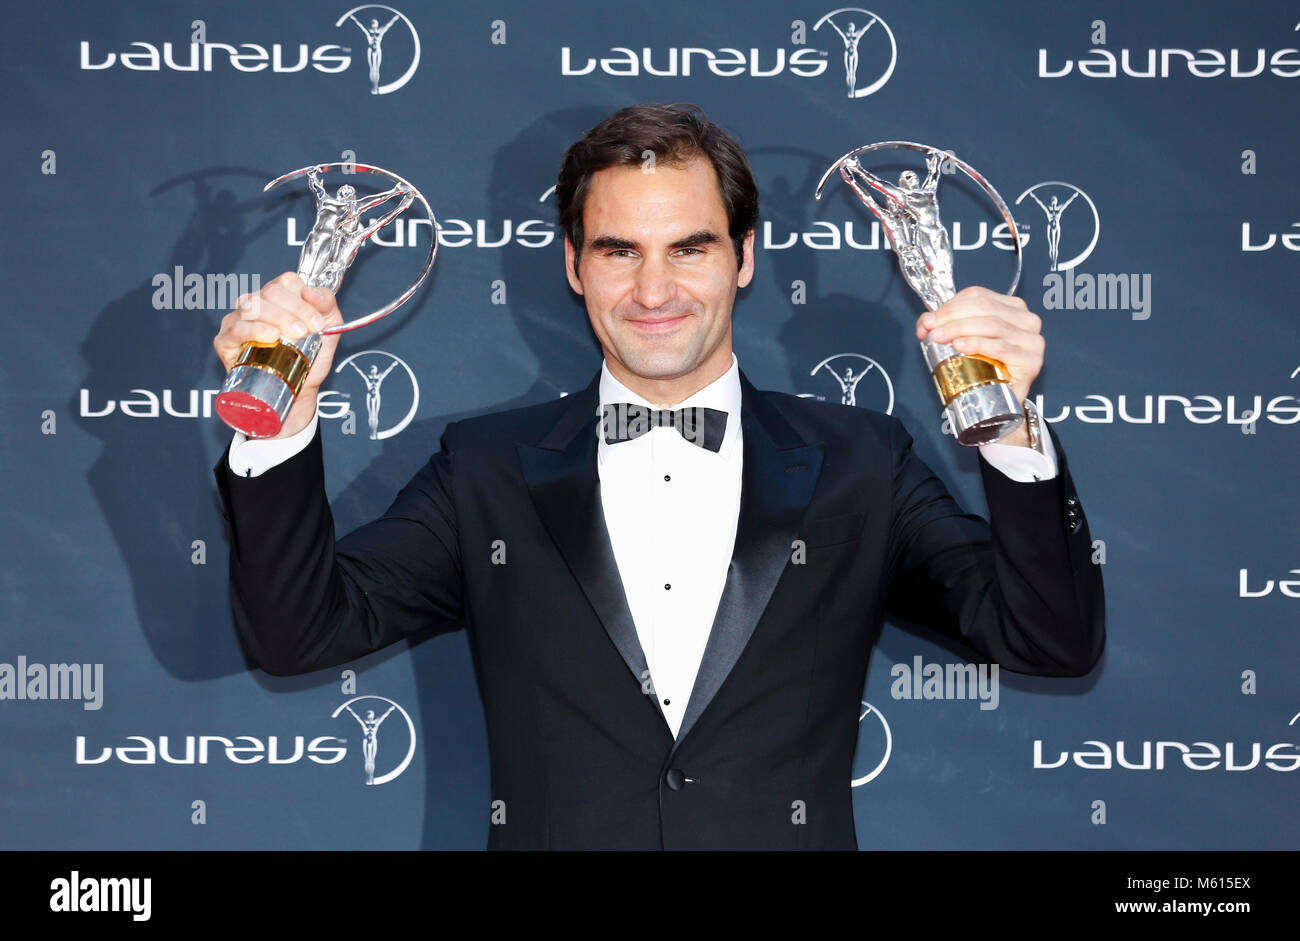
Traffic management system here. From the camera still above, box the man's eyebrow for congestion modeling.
[586,230,723,252]
[588,235,637,251]
[670,229,722,250]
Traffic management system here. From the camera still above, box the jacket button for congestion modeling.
[1068,517,1082,534]
[665,768,686,791]
[1066,496,1079,508]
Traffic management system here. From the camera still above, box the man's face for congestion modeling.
[565,157,754,395]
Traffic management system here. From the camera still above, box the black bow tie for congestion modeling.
[601,402,728,452]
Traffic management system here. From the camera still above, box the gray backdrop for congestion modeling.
[2,0,1296,849]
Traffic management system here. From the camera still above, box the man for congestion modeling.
[212,103,1104,850]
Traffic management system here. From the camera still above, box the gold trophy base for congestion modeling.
[931,354,1024,446]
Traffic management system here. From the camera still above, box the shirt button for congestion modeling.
[662,698,671,706]
[663,474,671,482]
[664,583,671,590]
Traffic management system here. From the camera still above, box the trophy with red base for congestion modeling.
[215,162,436,438]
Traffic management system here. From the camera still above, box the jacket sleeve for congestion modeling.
[212,420,465,676]
[881,416,1105,676]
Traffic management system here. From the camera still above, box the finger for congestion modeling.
[237,272,305,320]
[234,283,295,323]
[963,302,1039,336]
[219,318,282,350]
[933,289,1038,332]
[234,292,262,320]
[929,314,1035,345]
[300,286,344,333]
[949,334,1039,373]
[300,285,340,317]
[267,270,306,293]
[952,284,1026,310]
[245,281,320,338]
[916,310,937,339]
[932,294,1027,328]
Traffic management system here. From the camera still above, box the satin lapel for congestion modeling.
[672,372,823,751]
[516,372,669,731]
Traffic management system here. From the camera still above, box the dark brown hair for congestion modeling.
[556,103,759,272]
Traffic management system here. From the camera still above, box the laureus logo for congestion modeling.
[557,7,895,99]
[332,695,417,785]
[1038,21,1300,80]
[805,354,895,414]
[335,5,420,95]
[852,701,892,786]
[812,8,897,98]
[1015,182,1100,272]
[79,6,421,95]
[333,349,419,440]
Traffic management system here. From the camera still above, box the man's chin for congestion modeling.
[612,350,700,382]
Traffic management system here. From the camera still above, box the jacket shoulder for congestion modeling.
[440,392,580,451]
[753,385,901,449]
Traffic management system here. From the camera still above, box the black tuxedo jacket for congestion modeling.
[213,369,1104,850]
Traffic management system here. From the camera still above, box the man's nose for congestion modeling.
[631,253,675,310]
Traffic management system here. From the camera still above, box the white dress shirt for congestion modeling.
[227,356,1058,737]
[596,354,744,738]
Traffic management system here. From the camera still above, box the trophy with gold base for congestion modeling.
[815,142,1024,446]
[215,162,437,438]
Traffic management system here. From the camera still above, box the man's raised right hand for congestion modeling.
[215,272,345,439]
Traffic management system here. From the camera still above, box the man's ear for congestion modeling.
[737,228,756,289]
[564,235,584,295]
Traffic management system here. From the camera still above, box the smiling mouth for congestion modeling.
[625,314,689,332]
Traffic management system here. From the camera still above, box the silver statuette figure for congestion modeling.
[815,142,1024,446]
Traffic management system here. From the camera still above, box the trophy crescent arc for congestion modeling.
[815,141,1026,446]
[214,161,438,439]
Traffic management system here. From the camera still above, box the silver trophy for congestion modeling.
[215,162,437,438]
[815,142,1024,446]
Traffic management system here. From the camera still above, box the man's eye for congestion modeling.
[675,247,703,256]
